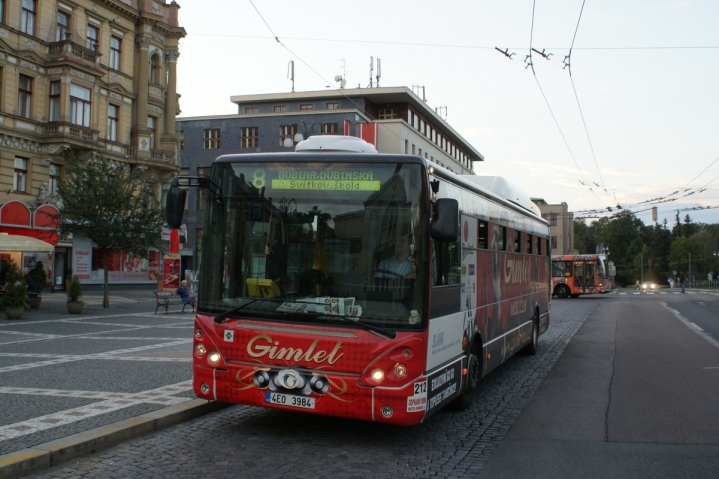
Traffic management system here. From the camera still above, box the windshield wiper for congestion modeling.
[214,298,283,324]
[303,312,396,340]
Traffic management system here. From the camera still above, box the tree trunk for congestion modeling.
[103,249,110,308]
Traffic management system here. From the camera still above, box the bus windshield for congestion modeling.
[198,161,428,330]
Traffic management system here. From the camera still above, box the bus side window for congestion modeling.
[497,225,505,251]
[526,233,532,255]
[478,221,488,249]
[432,238,460,286]
[564,261,572,277]
[513,230,520,253]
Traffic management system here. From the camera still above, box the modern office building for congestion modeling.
[0,0,185,288]
[177,86,485,271]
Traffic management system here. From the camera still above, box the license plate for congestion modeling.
[265,392,315,409]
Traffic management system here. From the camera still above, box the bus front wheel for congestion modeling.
[450,345,481,411]
[555,285,570,299]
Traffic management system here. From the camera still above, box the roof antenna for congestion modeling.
[287,60,295,92]
[376,58,381,87]
[368,56,374,88]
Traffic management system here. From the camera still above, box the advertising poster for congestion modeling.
[73,236,93,279]
[120,253,149,280]
[163,254,181,291]
[148,250,160,281]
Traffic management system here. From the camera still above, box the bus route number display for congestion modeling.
[268,169,381,191]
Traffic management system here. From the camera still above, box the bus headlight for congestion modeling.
[394,363,407,378]
[195,343,207,356]
[370,368,385,383]
[208,352,221,365]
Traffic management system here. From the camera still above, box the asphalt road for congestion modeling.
[478,290,719,479]
[5,288,719,478]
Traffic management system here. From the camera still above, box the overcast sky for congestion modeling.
[175,0,718,227]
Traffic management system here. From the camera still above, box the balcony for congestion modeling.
[47,39,102,69]
[151,149,176,164]
[44,123,98,143]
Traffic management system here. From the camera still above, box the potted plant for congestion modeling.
[66,276,84,314]
[27,262,47,309]
[1,260,27,320]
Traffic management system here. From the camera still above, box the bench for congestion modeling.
[154,291,194,314]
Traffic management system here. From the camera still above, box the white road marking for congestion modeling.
[661,302,719,352]
[704,367,719,370]
[620,293,627,295]
[0,381,193,442]
[633,292,640,295]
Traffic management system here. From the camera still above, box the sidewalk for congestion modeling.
[0,287,226,479]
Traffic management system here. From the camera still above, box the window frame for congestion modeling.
[86,24,99,50]
[56,10,70,42]
[107,104,119,142]
[273,105,286,113]
[14,157,28,193]
[49,164,61,196]
[278,124,297,146]
[326,102,340,110]
[110,36,122,70]
[150,54,159,84]
[148,116,157,149]
[244,107,258,114]
[21,0,35,35]
[320,123,337,134]
[17,74,32,119]
[49,81,60,122]
[203,128,221,149]
[70,83,92,128]
[241,126,258,148]
[299,104,313,111]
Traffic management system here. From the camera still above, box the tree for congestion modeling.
[56,153,163,308]
[573,219,588,253]
[682,214,698,238]
[667,236,700,283]
[599,211,646,285]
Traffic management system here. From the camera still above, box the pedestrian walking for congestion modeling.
[635,280,640,291]
[679,271,686,293]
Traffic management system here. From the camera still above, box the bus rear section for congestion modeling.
[551,254,610,298]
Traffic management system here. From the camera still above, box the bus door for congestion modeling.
[573,262,586,293]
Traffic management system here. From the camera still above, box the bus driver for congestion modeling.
[375,234,416,279]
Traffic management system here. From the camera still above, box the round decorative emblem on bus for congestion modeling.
[274,369,306,390]
[310,374,329,394]
[253,370,271,388]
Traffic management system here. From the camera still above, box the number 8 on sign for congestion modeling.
[252,170,265,188]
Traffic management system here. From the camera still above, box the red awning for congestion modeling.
[0,201,59,245]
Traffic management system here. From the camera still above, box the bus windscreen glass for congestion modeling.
[199,161,428,330]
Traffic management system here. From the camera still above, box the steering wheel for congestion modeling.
[372,269,402,279]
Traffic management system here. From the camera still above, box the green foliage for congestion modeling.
[28,262,47,296]
[56,152,164,308]
[67,276,83,302]
[0,259,23,287]
[0,281,27,308]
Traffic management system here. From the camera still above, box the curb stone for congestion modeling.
[0,399,230,479]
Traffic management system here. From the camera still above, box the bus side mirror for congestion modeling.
[166,186,187,230]
[430,198,459,242]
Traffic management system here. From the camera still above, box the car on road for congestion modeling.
[641,281,656,290]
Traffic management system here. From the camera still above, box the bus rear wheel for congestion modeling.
[521,311,539,355]
[555,285,570,299]
[450,347,481,411]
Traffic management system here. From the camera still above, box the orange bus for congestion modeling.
[551,254,610,298]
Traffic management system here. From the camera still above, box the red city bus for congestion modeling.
[166,136,551,425]
[551,254,610,298]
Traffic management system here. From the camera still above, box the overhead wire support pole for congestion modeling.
[495,47,515,59]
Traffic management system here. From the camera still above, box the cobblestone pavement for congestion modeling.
[0,289,195,457]
[27,300,598,479]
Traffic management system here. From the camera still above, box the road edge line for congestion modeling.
[0,399,230,479]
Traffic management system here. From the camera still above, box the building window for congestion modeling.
[273,105,286,113]
[110,36,121,70]
[412,144,416,155]
[551,236,558,250]
[21,0,35,35]
[148,116,156,149]
[404,139,408,154]
[14,157,28,192]
[241,127,258,148]
[49,164,61,196]
[150,55,159,84]
[108,104,118,141]
[279,125,297,146]
[179,130,184,150]
[326,102,339,110]
[321,123,337,134]
[378,108,396,119]
[0,0,4,25]
[86,24,99,50]
[49,81,60,122]
[245,107,258,114]
[56,11,69,41]
[70,84,91,127]
[204,128,220,149]
[418,148,422,158]
[197,168,210,210]
[17,75,32,119]
[300,104,313,111]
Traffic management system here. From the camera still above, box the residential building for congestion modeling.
[177,86,485,271]
[0,0,185,288]
[531,198,575,255]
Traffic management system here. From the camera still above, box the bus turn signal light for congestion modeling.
[195,343,207,356]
